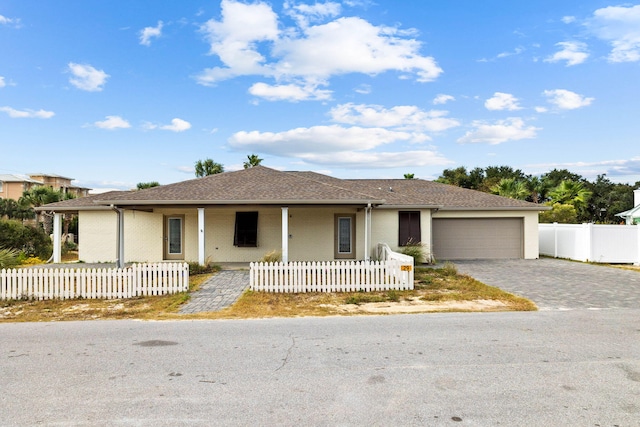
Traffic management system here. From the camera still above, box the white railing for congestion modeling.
[539,223,640,264]
[0,263,189,301]
[250,259,414,293]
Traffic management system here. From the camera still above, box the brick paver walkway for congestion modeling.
[452,258,640,310]
[180,270,250,314]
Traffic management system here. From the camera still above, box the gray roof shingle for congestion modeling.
[38,166,545,211]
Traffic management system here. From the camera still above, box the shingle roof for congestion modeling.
[35,191,131,211]
[38,166,545,211]
[92,166,384,205]
[293,171,542,209]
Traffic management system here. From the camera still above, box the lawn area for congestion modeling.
[0,263,536,322]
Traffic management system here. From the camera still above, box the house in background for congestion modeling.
[39,166,547,266]
[616,188,640,224]
[0,174,43,200]
[28,173,91,198]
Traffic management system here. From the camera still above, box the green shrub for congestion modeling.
[0,220,52,260]
[400,239,425,264]
[0,247,19,269]
[187,262,220,275]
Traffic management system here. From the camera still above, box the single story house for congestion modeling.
[39,166,546,266]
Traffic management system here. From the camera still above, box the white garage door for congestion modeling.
[432,218,523,259]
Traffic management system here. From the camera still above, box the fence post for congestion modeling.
[553,222,558,258]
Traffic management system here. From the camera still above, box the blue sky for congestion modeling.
[1,0,640,192]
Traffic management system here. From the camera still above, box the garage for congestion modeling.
[432,218,523,259]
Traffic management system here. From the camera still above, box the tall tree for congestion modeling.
[243,154,263,169]
[19,186,70,234]
[195,159,224,177]
[491,178,529,200]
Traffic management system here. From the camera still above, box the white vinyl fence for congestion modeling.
[250,259,414,293]
[0,263,189,301]
[539,223,640,264]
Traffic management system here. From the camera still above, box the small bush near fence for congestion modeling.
[0,263,189,301]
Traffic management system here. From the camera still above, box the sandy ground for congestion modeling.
[326,298,507,314]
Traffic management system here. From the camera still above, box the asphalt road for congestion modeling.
[1,310,639,426]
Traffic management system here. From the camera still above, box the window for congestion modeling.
[334,214,356,259]
[234,212,258,247]
[399,211,421,246]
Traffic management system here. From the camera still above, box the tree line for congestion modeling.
[432,165,637,224]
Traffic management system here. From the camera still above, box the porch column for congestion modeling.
[52,212,62,263]
[281,207,289,263]
[198,207,205,266]
[364,205,372,261]
[116,208,125,269]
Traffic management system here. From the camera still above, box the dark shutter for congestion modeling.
[234,212,258,247]
[399,211,421,246]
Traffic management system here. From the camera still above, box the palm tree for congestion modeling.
[243,154,263,169]
[548,180,592,210]
[491,178,529,200]
[195,159,224,177]
[403,173,415,179]
[19,186,69,234]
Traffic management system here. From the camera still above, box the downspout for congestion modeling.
[111,205,125,269]
[364,203,372,261]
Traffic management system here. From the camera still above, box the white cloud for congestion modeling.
[139,21,163,46]
[433,94,454,105]
[0,106,55,119]
[229,125,422,154]
[588,5,640,62]
[0,76,5,88]
[249,82,332,101]
[562,16,576,24]
[68,63,109,92]
[354,84,371,94]
[534,106,548,113]
[0,14,20,27]
[94,115,131,130]
[284,1,341,28]
[160,118,191,132]
[229,124,448,168]
[545,41,589,66]
[457,118,539,145]
[196,0,442,99]
[484,92,522,111]
[543,89,594,110]
[329,103,459,132]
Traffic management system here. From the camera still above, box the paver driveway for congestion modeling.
[452,258,640,310]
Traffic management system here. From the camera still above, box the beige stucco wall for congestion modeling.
[78,206,540,263]
[370,208,433,260]
[432,210,540,259]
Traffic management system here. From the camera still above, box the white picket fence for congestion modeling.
[0,263,190,301]
[539,223,640,264]
[249,259,414,293]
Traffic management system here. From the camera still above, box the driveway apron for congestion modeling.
[452,258,640,310]
[180,270,249,314]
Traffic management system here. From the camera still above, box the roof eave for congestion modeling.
[438,206,551,211]
[93,199,387,206]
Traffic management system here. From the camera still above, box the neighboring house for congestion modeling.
[615,188,640,224]
[38,166,546,266]
[0,174,42,200]
[28,173,90,198]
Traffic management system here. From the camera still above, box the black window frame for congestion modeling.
[234,211,258,247]
[399,211,421,246]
